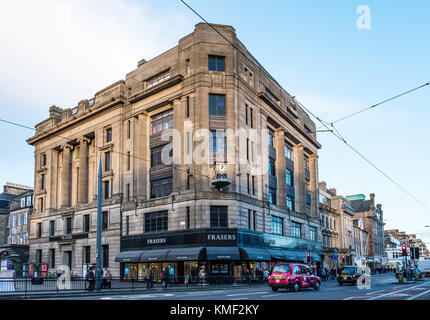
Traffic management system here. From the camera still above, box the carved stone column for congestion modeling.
[78,138,90,204]
[61,144,72,207]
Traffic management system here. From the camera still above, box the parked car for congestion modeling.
[337,266,364,285]
[268,263,321,292]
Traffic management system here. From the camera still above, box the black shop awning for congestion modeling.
[115,250,144,263]
[239,247,271,261]
[206,247,240,260]
[139,249,171,262]
[267,249,286,260]
[167,247,205,261]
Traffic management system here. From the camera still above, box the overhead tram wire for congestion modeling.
[293,98,430,212]
[317,82,430,129]
[177,0,430,212]
[0,117,211,181]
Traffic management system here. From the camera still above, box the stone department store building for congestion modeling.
[27,23,323,281]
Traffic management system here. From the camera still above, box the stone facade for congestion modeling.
[27,23,323,277]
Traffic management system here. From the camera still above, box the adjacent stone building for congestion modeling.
[347,193,385,268]
[27,23,323,280]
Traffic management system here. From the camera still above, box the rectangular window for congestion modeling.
[285,145,292,160]
[246,138,249,160]
[104,152,111,171]
[151,145,167,167]
[210,206,228,228]
[103,180,110,199]
[291,222,302,238]
[126,216,129,236]
[208,55,225,72]
[26,196,32,207]
[50,249,55,269]
[84,214,90,233]
[250,108,254,128]
[21,198,26,207]
[146,71,170,90]
[83,246,91,265]
[186,132,191,155]
[210,130,227,153]
[106,127,112,143]
[37,222,42,238]
[39,197,44,212]
[36,250,42,264]
[17,213,22,226]
[251,176,255,196]
[24,211,28,225]
[150,177,173,199]
[186,207,190,229]
[304,154,309,169]
[251,141,254,162]
[248,209,252,230]
[127,151,130,171]
[186,169,191,190]
[269,159,276,176]
[285,169,293,186]
[245,104,248,125]
[41,154,47,167]
[151,109,173,134]
[66,218,72,235]
[49,220,55,237]
[271,216,283,235]
[309,226,317,241]
[268,128,274,146]
[102,211,108,230]
[145,211,168,233]
[186,96,190,118]
[126,183,130,201]
[269,187,276,205]
[209,94,226,116]
[127,120,131,139]
[41,174,45,190]
[286,196,295,211]
[253,211,257,231]
[247,174,250,194]
[102,245,109,268]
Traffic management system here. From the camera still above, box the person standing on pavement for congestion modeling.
[87,267,95,291]
[147,267,154,290]
[106,269,112,289]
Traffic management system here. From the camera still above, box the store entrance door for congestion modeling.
[209,261,232,284]
[176,262,184,283]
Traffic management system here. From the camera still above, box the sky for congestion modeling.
[0,0,429,243]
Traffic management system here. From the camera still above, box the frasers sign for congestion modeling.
[207,234,237,241]
[147,238,167,245]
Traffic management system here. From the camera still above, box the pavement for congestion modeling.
[22,274,430,300]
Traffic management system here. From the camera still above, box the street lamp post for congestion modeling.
[95,157,102,291]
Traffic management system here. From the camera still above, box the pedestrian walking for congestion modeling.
[106,269,112,289]
[162,266,169,289]
[87,267,95,291]
[147,267,154,290]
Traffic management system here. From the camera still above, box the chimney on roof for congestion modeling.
[138,59,147,67]
[318,181,326,191]
[370,193,375,211]
[328,188,337,196]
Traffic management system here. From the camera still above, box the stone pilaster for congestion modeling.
[61,144,72,207]
[78,138,90,204]
[275,129,286,207]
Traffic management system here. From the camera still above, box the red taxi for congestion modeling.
[268,263,321,292]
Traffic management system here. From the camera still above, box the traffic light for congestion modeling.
[402,245,407,256]
[342,255,345,260]
[306,253,311,260]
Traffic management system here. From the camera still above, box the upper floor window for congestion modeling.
[150,177,172,199]
[209,94,226,116]
[146,70,170,90]
[49,220,55,237]
[102,211,108,230]
[21,198,26,208]
[210,206,228,228]
[106,127,112,143]
[244,67,254,87]
[26,195,32,207]
[66,217,72,235]
[208,55,225,72]
[269,187,276,205]
[83,214,90,233]
[271,216,283,235]
[41,154,47,167]
[268,128,274,146]
[145,211,168,233]
[41,174,45,190]
[291,221,301,238]
[309,226,317,241]
[210,130,227,153]
[286,196,294,211]
[269,159,276,176]
[285,144,292,160]
[285,169,293,186]
[151,109,173,134]
[104,152,111,171]
[37,222,42,238]
[304,155,310,170]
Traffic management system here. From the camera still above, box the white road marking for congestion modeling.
[229,297,248,300]
[366,290,386,295]
[406,289,430,300]
[343,296,356,300]
[368,282,430,300]
[227,291,269,297]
